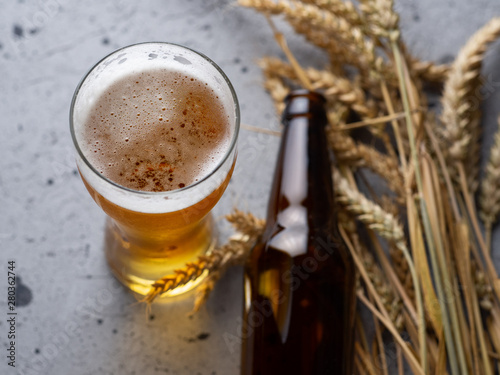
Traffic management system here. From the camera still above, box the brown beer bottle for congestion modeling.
[241,90,356,375]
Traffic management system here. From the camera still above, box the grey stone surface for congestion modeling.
[0,0,499,374]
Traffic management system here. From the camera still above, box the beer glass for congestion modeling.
[70,43,239,297]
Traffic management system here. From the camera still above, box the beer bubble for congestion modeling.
[81,68,231,192]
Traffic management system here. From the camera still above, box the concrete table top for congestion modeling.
[1,1,500,374]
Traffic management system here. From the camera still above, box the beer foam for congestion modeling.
[80,68,231,192]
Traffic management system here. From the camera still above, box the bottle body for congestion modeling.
[241,90,356,375]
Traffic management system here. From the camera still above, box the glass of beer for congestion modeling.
[70,43,239,297]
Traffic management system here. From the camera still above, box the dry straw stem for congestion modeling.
[489,309,500,358]
[440,17,500,186]
[340,212,403,329]
[479,116,500,249]
[453,221,492,374]
[142,210,264,304]
[334,169,426,367]
[340,225,421,374]
[421,152,473,374]
[367,229,418,324]
[458,161,500,303]
[354,341,380,375]
[345,236,390,373]
[390,34,434,371]
[267,17,314,91]
[356,290,425,375]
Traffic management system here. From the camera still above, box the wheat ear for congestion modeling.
[259,57,377,118]
[142,211,264,304]
[479,116,500,248]
[302,0,363,26]
[440,17,500,191]
[238,0,392,83]
[334,169,405,246]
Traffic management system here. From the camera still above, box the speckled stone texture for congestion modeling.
[1,1,500,374]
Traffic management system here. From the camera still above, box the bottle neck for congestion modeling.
[266,90,335,234]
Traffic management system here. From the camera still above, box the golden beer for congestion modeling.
[70,43,239,296]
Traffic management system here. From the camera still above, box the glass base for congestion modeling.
[103,215,216,298]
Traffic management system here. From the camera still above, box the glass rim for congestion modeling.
[69,41,240,197]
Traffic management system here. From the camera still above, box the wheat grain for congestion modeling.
[359,0,399,40]
[410,58,449,83]
[479,117,500,244]
[303,0,363,26]
[474,267,494,311]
